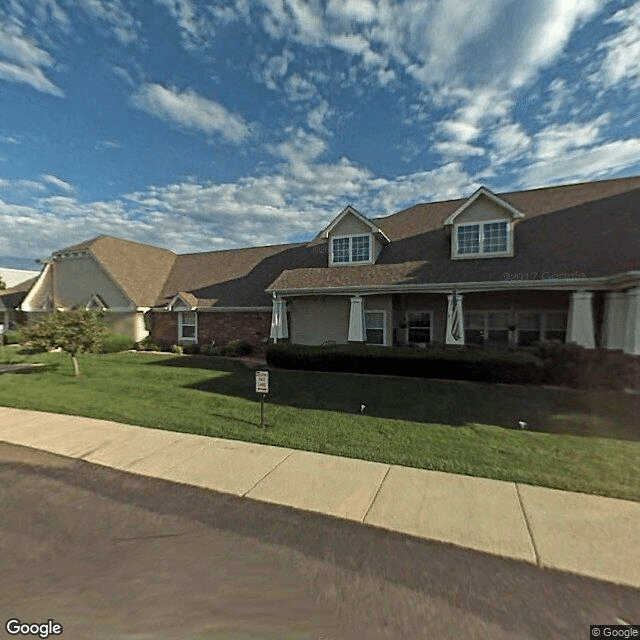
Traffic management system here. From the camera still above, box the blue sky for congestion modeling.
[1,0,639,267]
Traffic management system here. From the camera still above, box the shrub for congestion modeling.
[536,342,636,391]
[182,342,200,355]
[135,336,161,351]
[171,344,184,355]
[2,330,23,345]
[100,332,136,353]
[224,339,253,357]
[266,344,544,385]
[200,343,225,356]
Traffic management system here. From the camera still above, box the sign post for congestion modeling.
[255,370,269,427]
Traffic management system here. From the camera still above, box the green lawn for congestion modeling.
[1,347,639,501]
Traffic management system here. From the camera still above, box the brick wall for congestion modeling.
[149,310,272,353]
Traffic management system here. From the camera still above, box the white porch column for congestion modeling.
[602,292,627,350]
[270,297,288,342]
[445,292,465,345]
[623,287,640,356]
[348,295,366,342]
[566,291,595,348]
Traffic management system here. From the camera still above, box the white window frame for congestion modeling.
[364,309,386,346]
[453,219,512,259]
[178,311,197,342]
[405,310,433,345]
[330,233,374,266]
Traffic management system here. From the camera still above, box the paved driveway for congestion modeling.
[0,442,638,639]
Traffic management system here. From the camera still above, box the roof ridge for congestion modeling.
[177,241,306,257]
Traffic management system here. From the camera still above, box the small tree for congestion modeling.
[23,310,107,376]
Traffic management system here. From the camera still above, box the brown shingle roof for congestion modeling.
[45,175,640,307]
[55,235,177,308]
[156,243,325,308]
[270,184,640,291]
[0,276,39,309]
[372,174,640,241]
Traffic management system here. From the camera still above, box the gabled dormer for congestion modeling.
[322,205,390,266]
[443,187,524,259]
[166,292,197,311]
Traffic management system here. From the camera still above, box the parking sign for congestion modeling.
[255,370,269,394]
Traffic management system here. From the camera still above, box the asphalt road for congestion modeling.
[0,441,638,640]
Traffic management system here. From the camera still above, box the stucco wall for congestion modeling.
[53,255,131,309]
[105,312,148,342]
[25,265,53,310]
[288,294,394,346]
[289,296,350,345]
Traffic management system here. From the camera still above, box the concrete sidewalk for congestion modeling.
[0,406,638,589]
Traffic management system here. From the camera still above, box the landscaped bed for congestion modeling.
[0,349,638,501]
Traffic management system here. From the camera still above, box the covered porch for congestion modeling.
[269,285,640,356]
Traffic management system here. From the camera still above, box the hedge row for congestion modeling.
[135,337,253,358]
[265,343,640,390]
[265,344,545,385]
[536,342,639,391]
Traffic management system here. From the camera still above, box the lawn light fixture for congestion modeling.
[518,420,527,430]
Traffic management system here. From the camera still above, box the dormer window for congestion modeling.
[457,221,509,256]
[444,187,522,260]
[331,234,371,264]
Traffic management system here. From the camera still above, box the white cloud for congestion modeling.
[307,99,330,133]
[262,49,294,90]
[95,139,121,150]
[533,115,609,160]
[153,0,226,49]
[434,140,486,158]
[593,1,640,89]
[272,128,327,162]
[438,120,481,144]
[327,0,377,24]
[544,78,572,117]
[284,73,316,101]
[0,26,63,96]
[78,0,137,44]
[131,84,250,143]
[521,138,640,187]
[0,26,52,66]
[41,173,73,192]
[0,136,480,258]
[489,122,532,165]
[254,0,605,151]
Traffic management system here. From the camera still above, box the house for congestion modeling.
[0,276,38,331]
[14,175,640,356]
[18,234,323,350]
[20,236,176,341]
[267,176,640,356]
[0,267,40,289]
